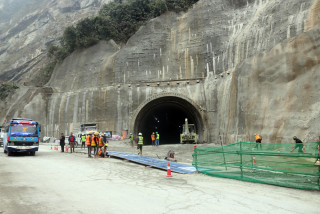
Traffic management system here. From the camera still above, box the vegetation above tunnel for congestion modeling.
[44,0,199,85]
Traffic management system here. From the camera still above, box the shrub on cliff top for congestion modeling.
[48,0,199,62]
[0,82,19,100]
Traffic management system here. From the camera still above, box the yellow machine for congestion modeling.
[180,118,197,144]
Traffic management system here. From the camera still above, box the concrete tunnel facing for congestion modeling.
[133,96,204,145]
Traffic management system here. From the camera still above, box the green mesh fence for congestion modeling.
[192,142,320,190]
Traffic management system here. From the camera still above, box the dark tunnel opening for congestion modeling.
[134,96,202,145]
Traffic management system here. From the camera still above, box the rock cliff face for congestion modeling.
[0,0,111,83]
[1,0,320,145]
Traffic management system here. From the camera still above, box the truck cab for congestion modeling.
[3,118,41,156]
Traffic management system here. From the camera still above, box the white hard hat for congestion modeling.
[138,132,142,136]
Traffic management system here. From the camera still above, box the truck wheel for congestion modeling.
[7,151,12,156]
[30,151,35,156]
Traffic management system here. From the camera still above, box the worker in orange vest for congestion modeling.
[91,132,99,158]
[86,132,93,158]
[98,134,105,157]
[151,132,155,146]
[255,134,262,150]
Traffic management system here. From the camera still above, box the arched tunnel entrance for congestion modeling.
[133,96,204,145]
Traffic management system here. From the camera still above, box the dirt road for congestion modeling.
[0,142,319,214]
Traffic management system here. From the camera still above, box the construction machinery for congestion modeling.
[180,118,197,144]
[80,123,98,134]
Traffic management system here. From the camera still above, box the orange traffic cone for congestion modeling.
[303,147,306,152]
[166,162,172,177]
[253,155,256,164]
[66,146,69,152]
[50,144,52,150]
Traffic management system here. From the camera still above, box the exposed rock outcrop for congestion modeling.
[0,0,112,84]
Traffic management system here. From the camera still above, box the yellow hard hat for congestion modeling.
[106,144,109,147]
[88,131,92,134]
[94,132,99,135]
[101,134,104,136]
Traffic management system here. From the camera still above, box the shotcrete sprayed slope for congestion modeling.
[1,0,320,144]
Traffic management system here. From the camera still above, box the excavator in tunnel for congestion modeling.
[180,118,197,144]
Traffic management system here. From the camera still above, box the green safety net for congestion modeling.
[192,142,320,190]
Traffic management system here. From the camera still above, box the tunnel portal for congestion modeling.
[134,96,203,145]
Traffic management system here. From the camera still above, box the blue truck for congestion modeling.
[3,118,41,156]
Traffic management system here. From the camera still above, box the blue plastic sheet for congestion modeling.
[108,151,196,174]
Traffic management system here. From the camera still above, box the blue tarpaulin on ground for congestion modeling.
[107,151,196,174]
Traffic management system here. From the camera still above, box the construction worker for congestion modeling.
[98,134,105,157]
[255,134,262,150]
[60,133,65,152]
[155,132,160,146]
[81,134,86,149]
[137,132,143,155]
[95,132,100,156]
[103,133,107,145]
[291,136,304,153]
[92,132,99,157]
[69,132,76,153]
[104,142,109,157]
[86,132,93,158]
[315,136,320,165]
[151,132,155,146]
[129,133,134,147]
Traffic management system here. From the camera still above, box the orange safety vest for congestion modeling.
[91,136,97,147]
[255,135,262,140]
[99,136,104,147]
[86,135,91,146]
[151,134,155,141]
